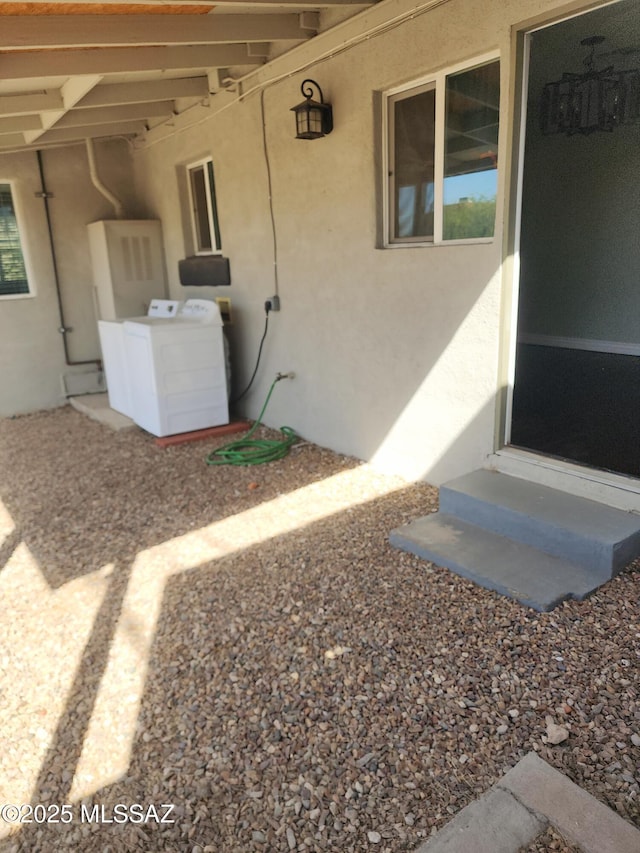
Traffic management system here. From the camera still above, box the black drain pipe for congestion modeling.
[36,149,100,368]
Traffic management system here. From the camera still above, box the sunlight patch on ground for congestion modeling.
[0,547,110,837]
[68,463,406,801]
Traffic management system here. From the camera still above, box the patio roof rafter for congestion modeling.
[0,44,267,80]
[0,14,315,49]
[0,0,373,151]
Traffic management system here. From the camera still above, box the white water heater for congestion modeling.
[88,220,167,320]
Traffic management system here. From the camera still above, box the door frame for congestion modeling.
[494,0,640,508]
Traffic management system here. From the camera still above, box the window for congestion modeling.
[0,183,30,296]
[187,158,222,254]
[385,56,500,245]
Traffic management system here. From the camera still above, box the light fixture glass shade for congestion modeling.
[291,80,333,139]
[541,36,640,136]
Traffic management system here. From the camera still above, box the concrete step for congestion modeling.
[389,513,614,612]
[439,469,640,576]
[414,751,640,853]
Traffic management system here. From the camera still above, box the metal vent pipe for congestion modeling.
[85,138,125,219]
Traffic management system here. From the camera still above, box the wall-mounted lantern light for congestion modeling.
[291,79,333,139]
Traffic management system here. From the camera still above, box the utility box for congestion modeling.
[88,220,167,320]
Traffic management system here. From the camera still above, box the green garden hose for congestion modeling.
[206,374,298,466]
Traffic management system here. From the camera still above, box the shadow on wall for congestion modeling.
[265,249,503,487]
[370,267,501,484]
[370,381,499,486]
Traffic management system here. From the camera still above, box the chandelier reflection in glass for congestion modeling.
[540,35,640,136]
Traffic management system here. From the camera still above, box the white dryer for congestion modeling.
[98,299,181,417]
[123,298,229,437]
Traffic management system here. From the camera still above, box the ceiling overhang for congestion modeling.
[0,0,376,152]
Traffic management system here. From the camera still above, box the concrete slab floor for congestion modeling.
[69,395,250,445]
[415,752,640,853]
[69,393,135,431]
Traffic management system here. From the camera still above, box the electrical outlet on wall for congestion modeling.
[265,295,280,312]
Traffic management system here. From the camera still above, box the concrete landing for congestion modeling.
[441,469,640,575]
[390,513,608,611]
[414,752,640,853]
[390,469,640,611]
[69,393,134,431]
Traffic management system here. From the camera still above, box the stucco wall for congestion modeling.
[0,150,65,416]
[0,0,604,484]
[0,139,138,416]
[132,0,564,483]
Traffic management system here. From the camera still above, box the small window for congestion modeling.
[0,183,30,296]
[187,158,221,254]
[385,57,500,245]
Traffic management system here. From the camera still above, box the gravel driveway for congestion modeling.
[0,406,638,852]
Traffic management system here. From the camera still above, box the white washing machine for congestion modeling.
[98,299,181,417]
[123,298,229,437]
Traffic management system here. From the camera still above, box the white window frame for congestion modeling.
[0,180,34,300]
[382,50,500,248]
[186,156,222,255]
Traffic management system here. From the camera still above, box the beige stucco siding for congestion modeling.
[0,140,138,416]
[0,151,64,416]
[131,0,546,482]
[0,0,605,484]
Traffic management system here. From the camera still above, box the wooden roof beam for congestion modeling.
[0,14,312,49]
[0,44,267,79]
[76,76,209,108]
[0,0,372,5]
[0,133,28,149]
[0,114,42,134]
[35,120,147,144]
[0,90,64,116]
[53,100,175,127]
[24,73,102,143]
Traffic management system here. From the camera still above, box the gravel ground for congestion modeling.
[0,406,638,853]
[519,826,581,852]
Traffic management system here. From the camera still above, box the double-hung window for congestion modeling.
[385,55,500,246]
[0,182,30,297]
[187,157,222,254]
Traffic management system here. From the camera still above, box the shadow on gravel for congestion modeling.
[26,558,135,807]
[3,481,441,853]
[0,407,356,588]
[0,529,21,577]
[1,407,639,853]
[6,478,640,852]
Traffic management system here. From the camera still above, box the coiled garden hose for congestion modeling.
[206,374,297,466]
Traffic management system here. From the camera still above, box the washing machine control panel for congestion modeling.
[148,299,182,318]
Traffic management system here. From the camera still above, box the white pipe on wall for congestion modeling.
[85,138,125,219]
